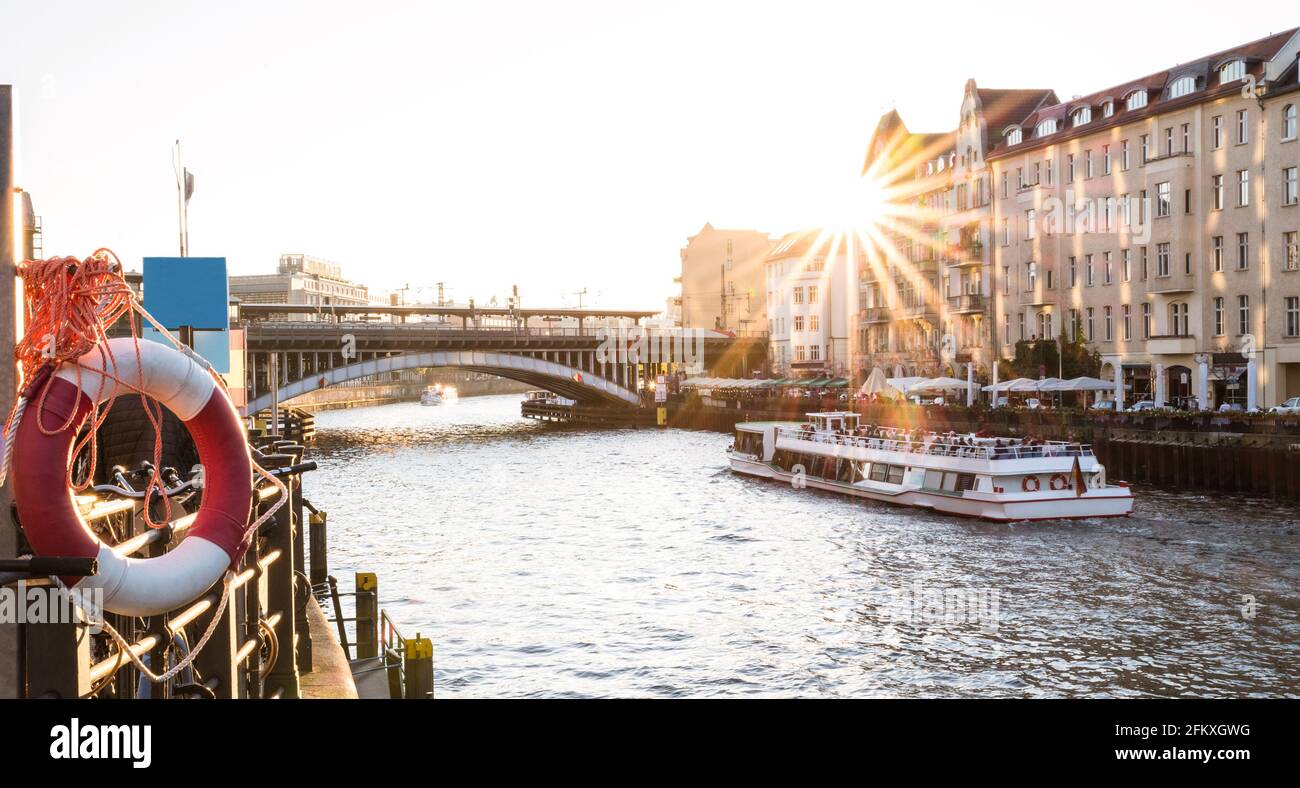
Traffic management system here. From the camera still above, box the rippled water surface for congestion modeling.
[308,395,1300,698]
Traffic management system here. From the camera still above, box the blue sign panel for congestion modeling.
[142,256,231,372]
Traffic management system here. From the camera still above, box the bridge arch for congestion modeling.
[243,350,641,415]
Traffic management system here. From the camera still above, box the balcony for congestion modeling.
[896,303,939,321]
[862,307,892,324]
[947,293,987,314]
[1019,286,1056,307]
[1147,333,1197,355]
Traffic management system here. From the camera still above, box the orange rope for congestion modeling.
[3,249,172,527]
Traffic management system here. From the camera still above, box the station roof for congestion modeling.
[238,303,660,320]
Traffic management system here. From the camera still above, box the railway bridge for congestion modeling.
[237,304,767,415]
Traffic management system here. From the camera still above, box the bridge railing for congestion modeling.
[241,320,767,340]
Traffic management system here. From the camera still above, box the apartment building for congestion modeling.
[987,28,1300,408]
[229,253,372,319]
[765,230,857,377]
[859,83,1055,380]
[677,223,771,332]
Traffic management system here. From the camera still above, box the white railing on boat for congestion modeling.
[775,427,1093,461]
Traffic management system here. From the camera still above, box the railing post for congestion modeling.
[309,509,328,587]
[192,574,240,698]
[279,443,312,675]
[403,634,434,699]
[355,572,378,660]
[24,611,91,699]
[262,453,300,698]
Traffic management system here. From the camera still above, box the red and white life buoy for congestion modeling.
[1021,475,1041,493]
[11,337,253,616]
[1049,473,1070,491]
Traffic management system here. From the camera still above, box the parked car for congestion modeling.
[1269,396,1300,414]
[1126,400,1157,412]
[1023,398,1043,409]
[1090,399,1116,411]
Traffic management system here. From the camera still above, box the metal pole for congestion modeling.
[355,572,378,660]
[0,84,18,699]
[270,352,280,436]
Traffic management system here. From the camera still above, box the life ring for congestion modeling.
[11,337,253,616]
[1049,473,1069,491]
[1021,475,1041,493]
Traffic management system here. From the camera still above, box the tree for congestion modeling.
[1006,324,1100,380]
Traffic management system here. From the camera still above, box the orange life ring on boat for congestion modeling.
[11,337,254,616]
[1021,475,1041,493]
[1049,473,1070,491]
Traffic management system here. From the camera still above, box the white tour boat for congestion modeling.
[523,389,575,407]
[421,383,459,406]
[727,411,1133,521]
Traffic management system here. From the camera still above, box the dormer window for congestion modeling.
[1101,101,1114,118]
[1072,107,1091,127]
[1126,90,1148,111]
[1220,60,1246,84]
[1168,76,1196,99]
[1006,127,1023,146]
[1036,119,1057,137]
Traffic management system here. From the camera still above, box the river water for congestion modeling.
[308,394,1300,698]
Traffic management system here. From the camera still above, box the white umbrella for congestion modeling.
[1058,376,1117,391]
[982,377,1031,392]
[887,376,928,392]
[908,376,969,393]
[859,367,903,399]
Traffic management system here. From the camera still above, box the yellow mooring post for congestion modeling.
[403,634,434,699]
[657,406,667,426]
[355,572,378,660]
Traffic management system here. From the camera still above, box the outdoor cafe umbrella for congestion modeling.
[907,376,969,393]
[859,367,903,399]
[982,377,1032,392]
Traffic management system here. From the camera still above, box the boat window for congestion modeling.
[924,469,944,489]
[886,465,905,485]
[869,463,888,482]
[955,474,976,492]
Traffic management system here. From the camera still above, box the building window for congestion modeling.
[1140,134,1150,163]
[1284,231,1298,272]
[1237,169,1250,206]
[1168,75,1197,98]
[1003,314,1010,345]
[1213,236,1224,272]
[1157,243,1171,277]
[1237,109,1249,144]
[1220,59,1246,84]
[1102,101,1114,118]
[1122,304,1132,340]
[795,345,805,362]
[1170,302,1189,336]
[1238,295,1250,336]
[1288,297,1300,338]
[1086,254,1095,286]
[1036,119,1057,137]
[1142,302,1151,339]
[1126,90,1148,111]
[1140,246,1149,280]
[1212,115,1224,148]
[1238,233,1250,270]
[1284,167,1298,206]
[1026,261,1037,289]
[1121,140,1130,170]
[1067,154,1075,181]
[1007,128,1023,146]
[808,285,818,304]
[793,315,804,331]
[1068,256,1077,287]
[1212,174,1224,210]
[1104,251,1113,284]
[1214,297,1225,336]
[1025,209,1036,239]
[1084,150,1094,179]
[1072,106,1091,126]
[1164,127,1174,157]
[1086,308,1095,342]
[1182,123,1191,153]
[1003,265,1011,295]
[1156,182,1171,217]
[1103,144,1111,174]
[1001,218,1010,246]
[1104,306,1113,341]
[809,315,819,332]
[1122,249,1131,282]
[1285,104,1298,141]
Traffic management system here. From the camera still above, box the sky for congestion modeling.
[2,1,1296,310]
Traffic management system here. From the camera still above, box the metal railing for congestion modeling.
[4,437,391,699]
[777,425,1093,460]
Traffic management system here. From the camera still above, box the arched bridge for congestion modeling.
[238,306,767,415]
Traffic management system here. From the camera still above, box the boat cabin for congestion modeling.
[808,412,859,433]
